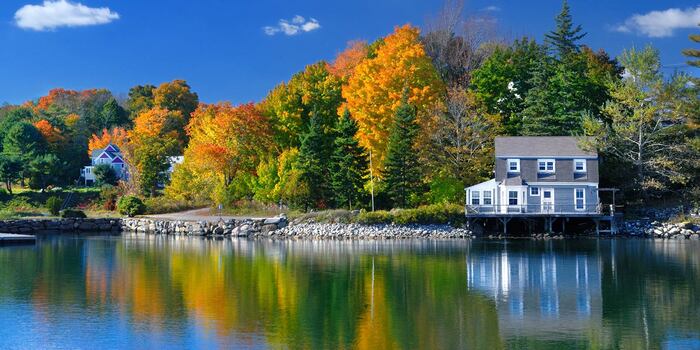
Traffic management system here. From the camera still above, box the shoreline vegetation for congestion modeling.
[0,1,698,229]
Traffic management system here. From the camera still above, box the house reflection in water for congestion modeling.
[465,245,602,338]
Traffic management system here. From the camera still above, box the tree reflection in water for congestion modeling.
[0,235,698,349]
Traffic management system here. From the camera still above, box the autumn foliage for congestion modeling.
[34,119,65,147]
[328,40,369,79]
[185,103,272,183]
[88,128,128,155]
[342,25,445,175]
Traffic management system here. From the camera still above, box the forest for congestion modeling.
[0,0,698,215]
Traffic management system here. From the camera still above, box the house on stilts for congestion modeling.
[465,136,620,235]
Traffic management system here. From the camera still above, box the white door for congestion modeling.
[541,189,554,213]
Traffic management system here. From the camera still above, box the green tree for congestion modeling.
[331,110,368,209]
[93,164,118,186]
[3,121,46,161]
[260,62,343,148]
[0,107,34,152]
[384,98,422,208]
[0,154,22,193]
[100,97,128,129]
[126,85,156,119]
[584,45,697,198]
[545,0,586,58]
[252,156,279,204]
[298,111,334,209]
[28,154,62,189]
[682,23,700,67]
[471,38,546,135]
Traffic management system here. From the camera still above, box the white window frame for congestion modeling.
[482,191,492,205]
[508,190,519,206]
[574,159,587,173]
[575,188,585,211]
[471,191,480,206]
[530,187,539,196]
[507,159,520,173]
[537,159,555,173]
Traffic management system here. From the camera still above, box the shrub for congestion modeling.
[45,196,62,216]
[355,203,465,226]
[99,185,120,211]
[61,209,87,218]
[117,195,146,217]
[94,164,118,186]
[356,210,393,224]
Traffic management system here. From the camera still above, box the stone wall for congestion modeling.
[0,218,122,234]
[120,216,289,237]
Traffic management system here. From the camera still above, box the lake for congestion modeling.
[1,234,699,349]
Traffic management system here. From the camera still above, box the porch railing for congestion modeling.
[465,203,608,215]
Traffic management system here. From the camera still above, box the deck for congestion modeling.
[464,206,621,235]
[0,233,37,245]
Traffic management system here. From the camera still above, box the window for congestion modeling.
[508,191,518,205]
[530,187,539,196]
[471,191,480,206]
[507,159,520,172]
[537,159,555,173]
[574,159,586,173]
[483,191,492,205]
[575,188,585,210]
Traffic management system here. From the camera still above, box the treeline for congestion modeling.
[1,0,698,211]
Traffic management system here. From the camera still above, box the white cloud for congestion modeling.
[482,6,500,12]
[15,0,119,31]
[263,15,320,36]
[614,6,700,38]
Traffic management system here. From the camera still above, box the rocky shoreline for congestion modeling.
[624,220,700,240]
[254,223,474,240]
[0,215,698,240]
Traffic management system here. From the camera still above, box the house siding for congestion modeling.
[495,158,507,180]
[496,157,599,184]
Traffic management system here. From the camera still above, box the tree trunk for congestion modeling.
[638,124,645,199]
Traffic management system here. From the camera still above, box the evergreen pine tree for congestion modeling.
[331,110,368,209]
[545,0,586,58]
[682,24,700,67]
[101,97,127,129]
[298,110,333,209]
[384,98,422,208]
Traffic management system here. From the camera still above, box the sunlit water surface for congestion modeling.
[1,234,699,349]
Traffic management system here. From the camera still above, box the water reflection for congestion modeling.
[0,235,699,349]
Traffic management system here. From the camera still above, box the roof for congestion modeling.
[495,136,596,158]
[92,144,122,160]
[503,176,524,186]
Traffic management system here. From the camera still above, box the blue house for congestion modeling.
[466,136,600,215]
[465,137,617,234]
[80,144,127,185]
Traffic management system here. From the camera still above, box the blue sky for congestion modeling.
[0,0,698,105]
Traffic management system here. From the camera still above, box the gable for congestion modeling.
[104,144,120,153]
[112,156,124,164]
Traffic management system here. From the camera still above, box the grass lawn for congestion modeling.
[0,187,103,220]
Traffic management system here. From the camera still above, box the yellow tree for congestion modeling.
[342,24,445,175]
[172,103,273,203]
[127,108,183,195]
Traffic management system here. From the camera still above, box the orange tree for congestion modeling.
[342,24,445,176]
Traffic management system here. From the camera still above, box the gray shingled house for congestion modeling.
[466,136,600,215]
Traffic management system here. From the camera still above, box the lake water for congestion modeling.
[1,235,699,349]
